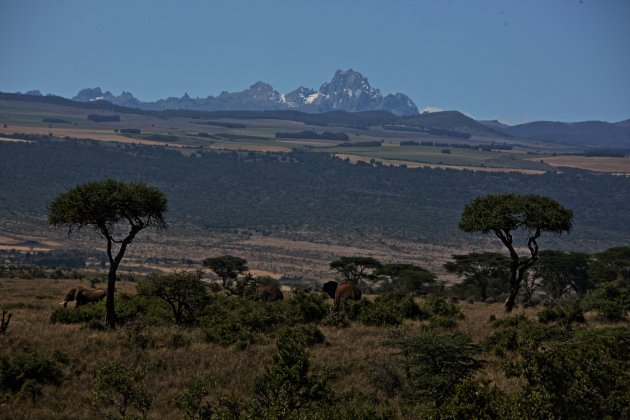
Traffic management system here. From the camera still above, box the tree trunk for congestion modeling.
[504,260,520,312]
[106,263,117,329]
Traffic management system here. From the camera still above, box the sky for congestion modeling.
[1,0,629,124]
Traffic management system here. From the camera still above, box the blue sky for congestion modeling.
[1,0,628,124]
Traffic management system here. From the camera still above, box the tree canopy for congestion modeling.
[459,193,573,311]
[203,255,248,287]
[444,253,510,300]
[48,179,167,328]
[375,263,435,294]
[329,256,382,285]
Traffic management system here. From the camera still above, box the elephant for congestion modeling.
[257,284,284,302]
[322,281,362,311]
[61,287,107,308]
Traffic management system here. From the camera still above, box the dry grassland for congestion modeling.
[535,155,630,174]
[0,278,541,418]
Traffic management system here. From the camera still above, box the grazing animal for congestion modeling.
[257,284,284,302]
[61,288,107,308]
[322,281,362,311]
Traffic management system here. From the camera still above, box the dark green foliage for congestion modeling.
[0,347,63,396]
[253,329,331,415]
[282,289,329,324]
[534,250,593,297]
[440,380,510,419]
[2,136,629,246]
[422,295,462,319]
[375,263,435,294]
[275,130,349,141]
[172,382,213,420]
[87,114,120,122]
[144,133,179,142]
[50,302,105,324]
[396,329,484,406]
[508,328,630,419]
[444,252,510,300]
[343,291,426,326]
[118,128,141,134]
[589,246,630,284]
[89,362,152,419]
[138,270,209,325]
[200,295,281,349]
[50,294,171,326]
[202,255,248,287]
[584,279,630,321]
[484,316,568,356]
[537,302,585,329]
[329,256,382,285]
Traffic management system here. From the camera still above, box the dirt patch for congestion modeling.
[336,153,546,174]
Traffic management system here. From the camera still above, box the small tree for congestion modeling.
[138,270,209,326]
[329,256,382,286]
[89,362,152,419]
[48,179,167,328]
[459,194,572,312]
[375,263,435,294]
[444,253,510,300]
[202,255,248,287]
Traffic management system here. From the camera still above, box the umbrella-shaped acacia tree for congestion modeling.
[48,179,167,328]
[459,193,573,312]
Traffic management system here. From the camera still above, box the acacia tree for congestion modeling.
[533,250,592,298]
[375,263,435,294]
[329,256,382,286]
[459,194,572,312]
[48,179,167,328]
[444,253,510,300]
[202,255,248,287]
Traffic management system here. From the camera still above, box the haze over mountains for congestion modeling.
[71,69,419,116]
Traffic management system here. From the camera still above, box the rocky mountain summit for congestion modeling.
[72,69,419,115]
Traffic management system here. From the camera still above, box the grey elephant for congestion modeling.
[61,287,107,308]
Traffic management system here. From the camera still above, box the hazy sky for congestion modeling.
[1,0,629,123]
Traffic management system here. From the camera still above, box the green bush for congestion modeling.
[0,347,63,396]
[584,280,630,322]
[440,379,510,419]
[253,329,331,415]
[200,294,283,349]
[537,302,585,329]
[172,382,213,420]
[422,295,463,319]
[508,328,630,419]
[282,290,329,324]
[89,362,152,419]
[50,303,104,324]
[343,291,427,326]
[396,329,484,406]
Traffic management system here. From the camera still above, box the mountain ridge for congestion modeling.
[70,69,419,116]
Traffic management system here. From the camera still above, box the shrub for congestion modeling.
[440,379,510,419]
[89,362,152,419]
[282,290,329,324]
[0,347,63,397]
[253,329,331,414]
[584,280,630,322]
[396,329,484,406]
[172,382,213,420]
[537,302,585,329]
[422,295,463,319]
[508,328,630,419]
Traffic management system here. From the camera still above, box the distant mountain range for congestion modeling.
[479,119,630,149]
[70,69,419,116]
